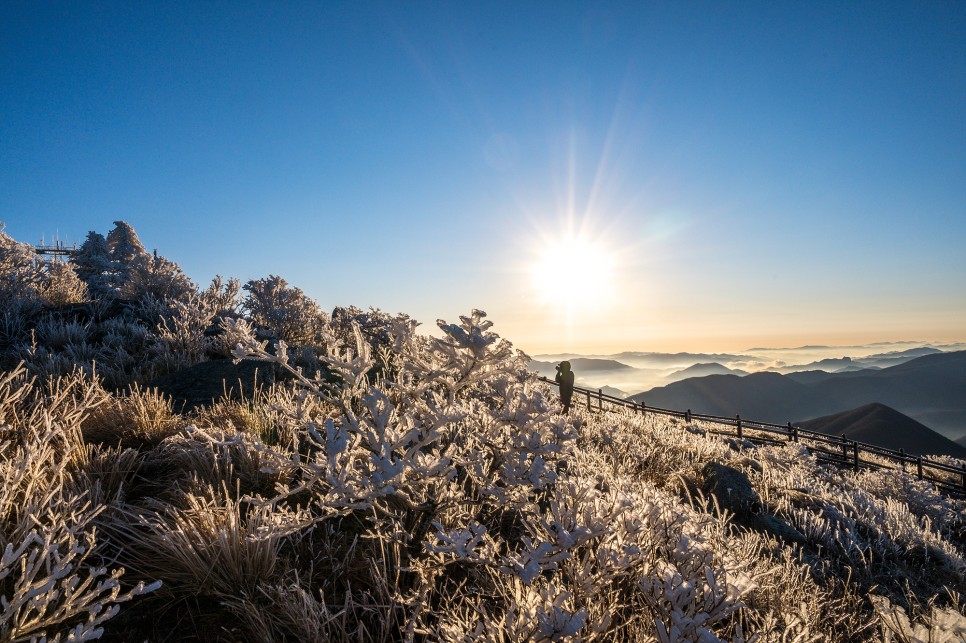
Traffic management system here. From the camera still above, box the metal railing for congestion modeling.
[34,241,78,257]
[540,377,966,497]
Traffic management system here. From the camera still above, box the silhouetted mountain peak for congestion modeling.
[799,403,966,458]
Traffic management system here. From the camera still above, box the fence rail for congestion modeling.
[539,377,966,497]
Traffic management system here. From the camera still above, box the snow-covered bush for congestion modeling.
[0,366,158,641]
[122,252,195,305]
[241,275,327,346]
[36,260,89,307]
[0,226,42,306]
[872,594,966,643]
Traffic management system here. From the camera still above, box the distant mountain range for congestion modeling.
[798,403,966,458]
[629,351,966,440]
[529,358,635,374]
[534,352,748,368]
[764,347,944,374]
[665,362,748,382]
[530,344,958,396]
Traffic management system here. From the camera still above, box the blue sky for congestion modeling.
[2,1,964,353]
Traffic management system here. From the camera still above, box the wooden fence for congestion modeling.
[539,377,966,497]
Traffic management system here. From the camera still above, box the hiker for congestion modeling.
[555,361,575,414]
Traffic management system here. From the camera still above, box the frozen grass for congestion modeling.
[3,305,965,640]
[82,383,181,448]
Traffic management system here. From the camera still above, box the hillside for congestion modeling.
[631,371,813,419]
[799,403,966,458]
[632,351,966,440]
[2,224,965,641]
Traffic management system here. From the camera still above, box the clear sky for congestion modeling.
[2,1,964,354]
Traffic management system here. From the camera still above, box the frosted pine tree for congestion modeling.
[105,220,146,264]
[71,231,116,298]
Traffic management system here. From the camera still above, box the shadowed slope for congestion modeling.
[798,403,966,458]
[630,372,813,420]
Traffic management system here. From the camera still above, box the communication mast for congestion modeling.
[35,231,78,261]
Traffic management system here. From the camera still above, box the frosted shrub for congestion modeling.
[200,275,242,317]
[872,595,966,643]
[241,275,327,346]
[36,261,88,308]
[105,221,145,267]
[193,383,320,449]
[0,227,42,306]
[34,317,89,350]
[0,366,158,641]
[228,310,778,640]
[122,252,195,305]
[748,443,966,575]
[153,294,218,365]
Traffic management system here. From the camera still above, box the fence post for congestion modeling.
[685,409,692,424]
[899,448,905,472]
[852,441,859,472]
[961,464,965,493]
[791,424,798,442]
[586,390,591,411]
[597,389,603,411]
[736,414,742,439]
[917,456,923,480]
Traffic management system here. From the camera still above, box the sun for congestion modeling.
[529,232,616,314]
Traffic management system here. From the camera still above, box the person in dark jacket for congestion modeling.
[555,361,575,414]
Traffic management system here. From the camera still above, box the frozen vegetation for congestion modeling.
[1,222,965,641]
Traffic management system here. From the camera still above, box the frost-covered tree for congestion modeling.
[106,220,146,265]
[37,260,88,307]
[71,230,116,297]
[106,220,148,288]
[241,275,326,346]
[0,224,41,304]
[123,251,195,305]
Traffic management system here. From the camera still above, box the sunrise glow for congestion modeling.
[530,232,617,317]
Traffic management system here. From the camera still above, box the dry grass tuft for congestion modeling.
[83,383,182,448]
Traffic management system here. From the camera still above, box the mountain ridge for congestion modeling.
[629,351,966,440]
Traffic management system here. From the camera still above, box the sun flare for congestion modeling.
[530,233,616,313]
